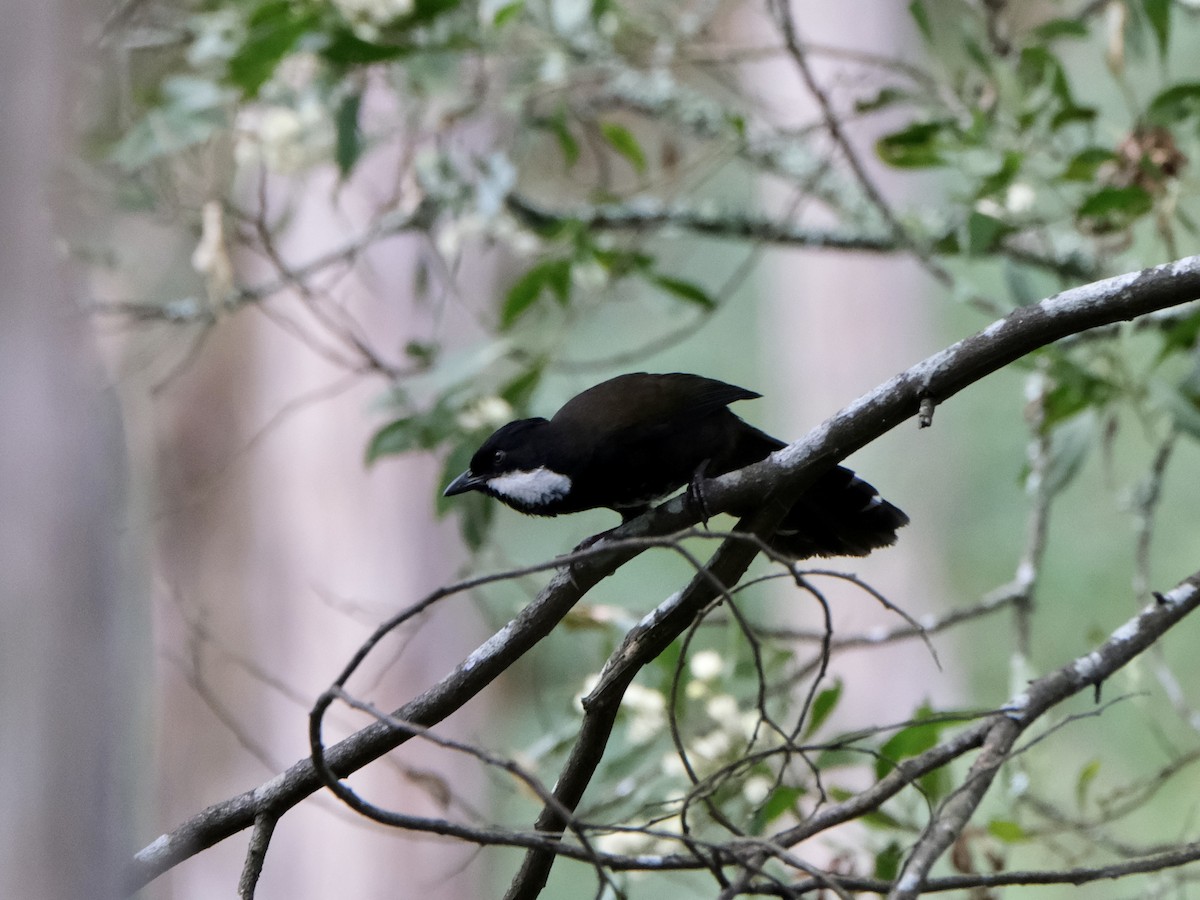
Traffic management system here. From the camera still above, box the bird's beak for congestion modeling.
[443,469,486,497]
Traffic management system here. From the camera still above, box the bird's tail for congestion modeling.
[723,423,908,558]
[771,466,909,558]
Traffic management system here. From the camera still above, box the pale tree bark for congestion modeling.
[127,146,490,900]
[747,0,950,721]
[0,1,140,898]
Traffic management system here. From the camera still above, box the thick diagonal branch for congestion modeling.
[128,255,1200,890]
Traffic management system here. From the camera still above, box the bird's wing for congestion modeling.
[552,373,760,436]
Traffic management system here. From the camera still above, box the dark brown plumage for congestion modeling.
[444,373,907,558]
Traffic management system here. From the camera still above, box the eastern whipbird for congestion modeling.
[443,373,908,558]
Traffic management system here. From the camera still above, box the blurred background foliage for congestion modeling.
[81,0,1200,895]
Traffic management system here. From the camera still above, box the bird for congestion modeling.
[443,372,908,558]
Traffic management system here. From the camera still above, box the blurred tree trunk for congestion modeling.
[750,0,954,717]
[0,1,140,898]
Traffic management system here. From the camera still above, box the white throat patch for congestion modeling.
[486,467,572,507]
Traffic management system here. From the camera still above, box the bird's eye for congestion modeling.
[493,450,506,466]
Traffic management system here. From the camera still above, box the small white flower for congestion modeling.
[597,10,619,36]
[571,258,609,291]
[574,673,601,711]
[743,775,773,805]
[187,11,243,65]
[704,693,739,724]
[235,99,333,173]
[538,50,569,86]
[1006,182,1036,214]
[688,649,723,681]
[332,0,415,26]
[738,710,765,741]
[1008,770,1029,797]
[691,729,732,761]
[975,197,1005,219]
[456,395,514,431]
[661,751,688,778]
[623,684,666,744]
[435,213,485,261]
[506,227,542,257]
[594,829,653,856]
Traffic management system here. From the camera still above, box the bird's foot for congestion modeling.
[685,460,713,528]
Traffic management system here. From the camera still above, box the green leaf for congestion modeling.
[1061,147,1116,182]
[547,110,580,169]
[500,259,573,329]
[652,638,683,686]
[750,786,803,834]
[593,247,654,278]
[1143,0,1171,58]
[491,0,524,26]
[988,819,1027,842]
[365,412,450,463]
[335,92,362,177]
[227,1,319,97]
[975,151,1022,199]
[1031,18,1089,42]
[500,365,544,408]
[1075,758,1101,809]
[435,439,475,515]
[457,486,495,549]
[908,0,932,41]
[875,708,943,780]
[599,121,647,174]
[1040,409,1097,495]
[1077,185,1154,231]
[876,121,948,168]
[108,77,230,170]
[1018,46,1095,130]
[406,0,465,25]
[874,841,904,881]
[1002,262,1040,307]
[1041,355,1117,429]
[1157,308,1200,362]
[854,86,910,114]
[366,417,421,463]
[437,436,499,551]
[650,275,716,310]
[544,258,572,304]
[803,680,842,738]
[1150,378,1200,442]
[965,211,1008,255]
[1147,83,1200,125]
[321,28,412,65]
[1050,103,1096,130]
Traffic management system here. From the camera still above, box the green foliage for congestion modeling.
[334,91,363,176]
[802,680,842,739]
[874,841,904,881]
[875,706,951,803]
[109,76,234,170]
[987,818,1027,843]
[1143,0,1172,58]
[1075,757,1102,809]
[228,1,321,97]
[876,121,950,168]
[1077,185,1154,232]
[501,258,573,329]
[598,121,648,174]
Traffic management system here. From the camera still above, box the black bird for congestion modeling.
[443,373,908,558]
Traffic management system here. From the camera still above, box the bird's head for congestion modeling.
[442,417,573,513]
